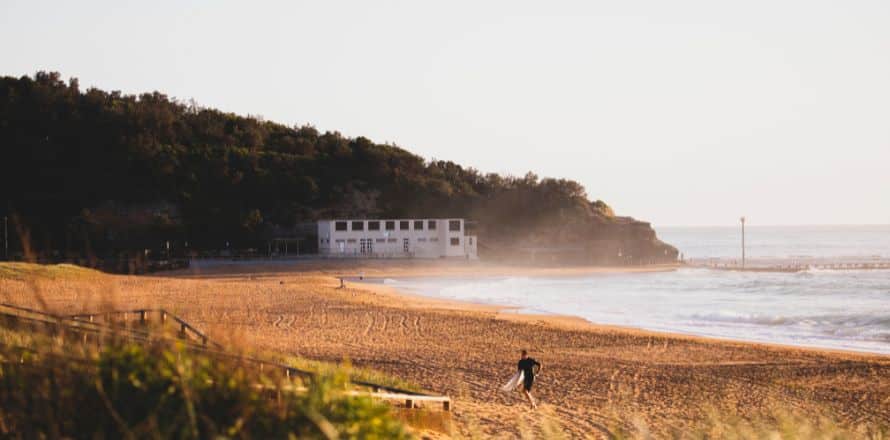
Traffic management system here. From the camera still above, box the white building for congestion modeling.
[317,218,478,259]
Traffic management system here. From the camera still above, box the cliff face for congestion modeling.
[470,198,678,265]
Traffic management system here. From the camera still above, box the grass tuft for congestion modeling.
[0,262,104,281]
[0,325,412,439]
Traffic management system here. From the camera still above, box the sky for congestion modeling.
[2,0,889,226]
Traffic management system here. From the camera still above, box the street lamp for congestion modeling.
[740,216,746,269]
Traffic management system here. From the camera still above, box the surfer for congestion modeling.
[517,349,542,409]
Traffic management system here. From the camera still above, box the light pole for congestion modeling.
[740,216,746,268]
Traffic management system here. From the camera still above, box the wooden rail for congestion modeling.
[0,304,213,351]
[67,308,221,349]
[193,347,451,410]
[0,303,452,411]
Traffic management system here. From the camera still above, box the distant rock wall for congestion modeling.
[479,218,678,265]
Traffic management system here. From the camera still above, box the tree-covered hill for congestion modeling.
[0,72,676,265]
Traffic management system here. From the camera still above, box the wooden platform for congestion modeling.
[686,260,890,273]
[0,303,453,412]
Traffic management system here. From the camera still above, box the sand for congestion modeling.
[2,259,888,438]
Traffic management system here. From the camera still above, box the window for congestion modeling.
[413,220,423,230]
[352,221,364,231]
[376,238,386,243]
[430,237,438,242]
[385,221,395,231]
[428,220,437,230]
[346,239,357,243]
[387,238,397,243]
[469,237,473,245]
[400,221,409,230]
[450,238,460,246]
[335,221,348,231]
[418,238,427,242]
[368,221,380,231]
[335,239,345,243]
[449,220,461,232]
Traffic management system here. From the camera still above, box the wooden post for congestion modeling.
[740,216,746,269]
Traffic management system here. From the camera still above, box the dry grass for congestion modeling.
[0,327,411,438]
[0,262,103,280]
[2,261,889,438]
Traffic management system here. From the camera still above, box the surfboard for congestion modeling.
[500,371,524,393]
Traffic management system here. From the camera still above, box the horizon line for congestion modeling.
[654,223,890,228]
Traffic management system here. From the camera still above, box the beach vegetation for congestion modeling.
[0,262,103,280]
[608,405,889,440]
[0,334,411,439]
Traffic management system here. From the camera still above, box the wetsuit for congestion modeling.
[517,357,541,391]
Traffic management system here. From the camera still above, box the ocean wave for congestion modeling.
[686,311,890,331]
[382,266,890,353]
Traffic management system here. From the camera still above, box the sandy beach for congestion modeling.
[2,260,888,438]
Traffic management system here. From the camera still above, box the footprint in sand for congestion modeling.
[363,312,375,337]
[398,315,409,336]
[413,316,422,337]
[380,313,389,332]
[284,314,296,329]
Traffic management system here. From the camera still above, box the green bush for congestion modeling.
[0,342,410,439]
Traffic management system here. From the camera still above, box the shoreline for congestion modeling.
[174,258,890,359]
[174,258,680,278]
[355,274,890,360]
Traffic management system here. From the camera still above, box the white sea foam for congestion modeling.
[388,226,890,354]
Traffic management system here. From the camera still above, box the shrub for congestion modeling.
[0,342,410,439]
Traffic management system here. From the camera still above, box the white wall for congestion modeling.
[317,218,477,259]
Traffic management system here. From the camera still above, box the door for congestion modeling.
[403,238,410,253]
[360,239,373,255]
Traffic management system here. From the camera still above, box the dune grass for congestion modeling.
[0,262,104,281]
[606,406,890,440]
[0,330,412,439]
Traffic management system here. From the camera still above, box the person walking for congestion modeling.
[517,349,542,409]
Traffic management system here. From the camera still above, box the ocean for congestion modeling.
[383,225,890,354]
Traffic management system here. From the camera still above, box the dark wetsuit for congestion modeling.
[517,357,541,391]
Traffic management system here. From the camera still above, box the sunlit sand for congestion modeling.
[4,260,887,438]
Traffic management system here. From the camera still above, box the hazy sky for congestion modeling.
[2,0,888,226]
